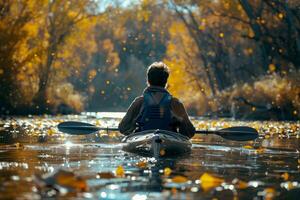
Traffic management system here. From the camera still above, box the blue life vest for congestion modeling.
[136,88,172,131]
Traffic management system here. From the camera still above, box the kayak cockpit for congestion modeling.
[122,129,192,158]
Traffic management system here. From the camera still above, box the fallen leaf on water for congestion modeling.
[281,172,289,181]
[243,145,253,149]
[199,173,224,192]
[160,149,166,156]
[97,172,115,179]
[164,167,172,176]
[280,181,298,190]
[135,160,147,169]
[255,147,266,154]
[47,128,56,135]
[115,165,125,177]
[34,169,88,192]
[232,178,248,189]
[172,175,188,183]
[258,187,276,200]
[171,187,177,194]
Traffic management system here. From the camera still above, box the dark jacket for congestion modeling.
[118,86,195,138]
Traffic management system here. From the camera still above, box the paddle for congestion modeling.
[57,121,259,141]
[57,121,118,135]
[195,126,259,141]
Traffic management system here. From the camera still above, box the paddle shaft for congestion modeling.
[61,126,119,131]
[57,121,259,141]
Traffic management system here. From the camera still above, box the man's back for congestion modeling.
[118,86,195,138]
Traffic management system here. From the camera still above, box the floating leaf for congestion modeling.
[172,175,188,183]
[199,173,224,191]
[268,64,276,72]
[164,167,172,176]
[280,181,298,190]
[34,169,88,192]
[136,160,147,169]
[232,178,248,189]
[115,165,125,177]
[281,172,289,181]
[97,172,115,179]
[160,149,166,156]
[258,187,276,200]
[255,147,266,154]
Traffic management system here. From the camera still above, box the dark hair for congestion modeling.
[147,62,170,87]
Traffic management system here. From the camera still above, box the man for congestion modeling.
[118,62,195,138]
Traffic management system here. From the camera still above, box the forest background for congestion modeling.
[0,0,299,120]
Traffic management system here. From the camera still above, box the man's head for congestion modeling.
[147,62,170,88]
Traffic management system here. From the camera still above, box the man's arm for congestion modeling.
[118,97,143,135]
[171,98,196,138]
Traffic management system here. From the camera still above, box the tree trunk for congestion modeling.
[239,0,270,71]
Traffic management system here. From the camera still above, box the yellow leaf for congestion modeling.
[199,173,224,192]
[269,64,276,72]
[164,167,172,176]
[243,145,253,149]
[255,147,266,154]
[115,165,125,177]
[172,175,188,183]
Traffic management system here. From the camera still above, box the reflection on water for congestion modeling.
[0,114,299,199]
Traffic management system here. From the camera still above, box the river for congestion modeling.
[0,113,299,199]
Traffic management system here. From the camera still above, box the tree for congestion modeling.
[32,0,98,112]
[0,0,40,113]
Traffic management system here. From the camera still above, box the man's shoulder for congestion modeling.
[132,96,144,106]
[134,96,143,102]
[171,96,183,105]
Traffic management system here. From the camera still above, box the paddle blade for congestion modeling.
[216,126,259,141]
[57,121,100,135]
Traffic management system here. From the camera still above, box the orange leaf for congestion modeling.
[281,172,289,181]
[199,173,224,192]
[136,160,147,169]
[172,175,188,183]
[97,172,116,179]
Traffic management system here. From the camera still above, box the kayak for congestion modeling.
[122,129,192,158]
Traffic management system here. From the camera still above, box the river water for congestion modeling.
[0,113,299,199]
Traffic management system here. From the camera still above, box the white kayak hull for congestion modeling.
[122,129,192,158]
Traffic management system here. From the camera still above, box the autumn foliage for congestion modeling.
[0,0,299,119]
